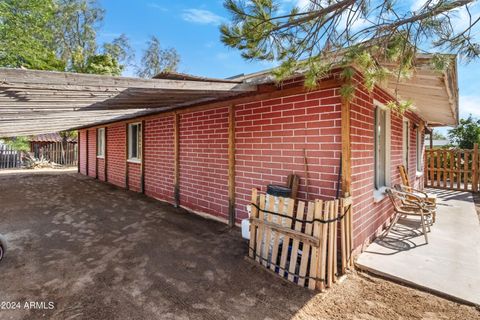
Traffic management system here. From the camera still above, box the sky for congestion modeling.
[97,0,480,134]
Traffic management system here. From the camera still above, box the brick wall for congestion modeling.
[87,129,97,178]
[78,79,426,252]
[106,124,126,188]
[144,116,175,203]
[234,88,342,221]
[350,82,424,250]
[79,129,87,175]
[127,162,141,192]
[98,158,106,181]
[179,108,229,219]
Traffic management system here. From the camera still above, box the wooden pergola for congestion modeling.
[0,68,255,137]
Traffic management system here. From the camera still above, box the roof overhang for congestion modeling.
[382,54,459,127]
[232,54,460,127]
[0,68,255,137]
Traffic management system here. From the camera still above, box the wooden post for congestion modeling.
[95,129,98,179]
[85,129,89,176]
[77,131,81,173]
[173,113,180,207]
[140,120,146,194]
[104,127,108,182]
[341,98,352,197]
[430,128,434,150]
[473,143,479,192]
[125,123,129,190]
[228,105,236,227]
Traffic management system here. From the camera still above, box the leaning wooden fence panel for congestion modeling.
[425,144,479,192]
[248,189,354,291]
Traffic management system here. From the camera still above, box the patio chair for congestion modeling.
[393,184,436,224]
[398,165,437,205]
[385,189,433,244]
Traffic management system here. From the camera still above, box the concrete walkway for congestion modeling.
[357,189,480,306]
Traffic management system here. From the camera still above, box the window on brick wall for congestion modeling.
[374,104,391,191]
[128,123,141,161]
[402,119,409,170]
[97,128,105,157]
[416,127,422,172]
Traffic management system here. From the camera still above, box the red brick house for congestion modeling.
[77,55,458,253]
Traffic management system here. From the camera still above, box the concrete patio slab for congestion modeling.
[357,189,480,306]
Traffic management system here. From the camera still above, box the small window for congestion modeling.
[128,123,141,161]
[97,128,105,157]
[374,105,390,190]
[402,119,409,170]
[416,127,423,171]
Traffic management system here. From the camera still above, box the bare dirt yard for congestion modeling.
[0,170,478,320]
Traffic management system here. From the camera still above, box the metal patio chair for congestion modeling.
[385,189,433,244]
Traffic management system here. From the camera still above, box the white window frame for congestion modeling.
[127,122,142,162]
[402,118,409,170]
[97,128,105,158]
[373,101,391,201]
[416,126,423,173]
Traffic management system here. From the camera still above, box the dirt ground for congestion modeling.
[0,171,478,320]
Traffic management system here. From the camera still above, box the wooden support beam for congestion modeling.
[228,105,236,227]
[85,129,89,176]
[95,129,98,179]
[104,127,108,182]
[125,123,129,190]
[140,120,145,194]
[173,112,180,207]
[77,131,81,173]
[341,98,352,197]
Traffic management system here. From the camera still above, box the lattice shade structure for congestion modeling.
[0,68,255,137]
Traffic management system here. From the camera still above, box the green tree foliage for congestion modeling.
[448,115,480,149]
[432,131,447,140]
[3,136,30,152]
[221,0,476,105]
[0,0,139,76]
[0,0,65,70]
[84,54,122,75]
[136,36,180,78]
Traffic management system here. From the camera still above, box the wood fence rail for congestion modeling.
[248,189,354,291]
[425,143,479,192]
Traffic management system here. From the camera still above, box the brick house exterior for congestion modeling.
[78,73,428,253]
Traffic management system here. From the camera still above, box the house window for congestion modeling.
[128,123,142,161]
[374,104,391,190]
[402,119,409,170]
[97,128,105,157]
[416,127,422,172]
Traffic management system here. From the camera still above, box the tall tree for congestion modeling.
[102,33,135,67]
[54,0,105,73]
[0,0,64,70]
[448,115,480,149]
[221,0,478,102]
[136,36,180,78]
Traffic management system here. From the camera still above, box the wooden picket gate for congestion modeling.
[425,144,479,192]
[248,189,354,291]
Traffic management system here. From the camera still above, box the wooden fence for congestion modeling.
[32,142,78,166]
[0,145,22,169]
[248,189,354,291]
[425,143,479,192]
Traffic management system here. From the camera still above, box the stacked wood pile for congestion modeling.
[248,188,354,291]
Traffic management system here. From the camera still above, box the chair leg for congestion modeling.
[383,213,399,238]
[420,212,428,244]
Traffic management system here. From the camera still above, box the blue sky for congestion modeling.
[97,0,480,132]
